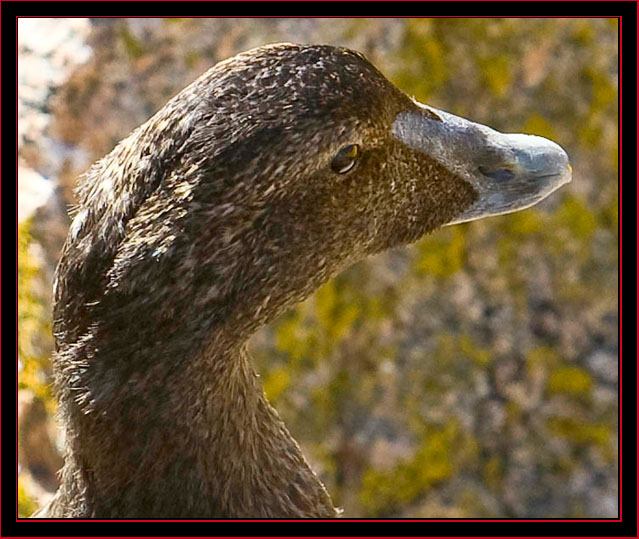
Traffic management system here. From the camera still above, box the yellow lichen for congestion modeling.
[523,113,557,141]
[18,478,38,518]
[480,54,512,98]
[547,417,614,459]
[548,366,594,396]
[359,422,459,514]
[483,455,502,490]
[414,226,467,279]
[18,221,54,410]
[262,366,291,402]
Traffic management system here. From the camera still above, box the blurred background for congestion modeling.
[18,17,618,518]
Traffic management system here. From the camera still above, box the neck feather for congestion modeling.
[53,331,337,518]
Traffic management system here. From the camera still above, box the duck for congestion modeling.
[35,43,571,518]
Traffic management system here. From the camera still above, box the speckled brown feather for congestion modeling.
[43,43,476,518]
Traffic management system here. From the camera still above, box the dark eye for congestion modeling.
[330,144,360,174]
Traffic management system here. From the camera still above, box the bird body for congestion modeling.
[36,43,570,518]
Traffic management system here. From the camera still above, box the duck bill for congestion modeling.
[392,102,572,225]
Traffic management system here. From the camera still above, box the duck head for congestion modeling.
[51,43,572,518]
[63,43,571,349]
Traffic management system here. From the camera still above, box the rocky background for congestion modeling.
[18,17,618,518]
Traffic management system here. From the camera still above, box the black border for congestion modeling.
[6,2,636,537]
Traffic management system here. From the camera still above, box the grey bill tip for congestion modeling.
[392,102,572,225]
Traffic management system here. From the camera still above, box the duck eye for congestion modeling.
[330,144,360,174]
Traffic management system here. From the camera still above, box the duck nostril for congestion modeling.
[478,166,515,182]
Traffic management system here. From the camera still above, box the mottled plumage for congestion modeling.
[37,43,570,518]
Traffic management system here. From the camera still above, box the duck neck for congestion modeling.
[58,329,337,518]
